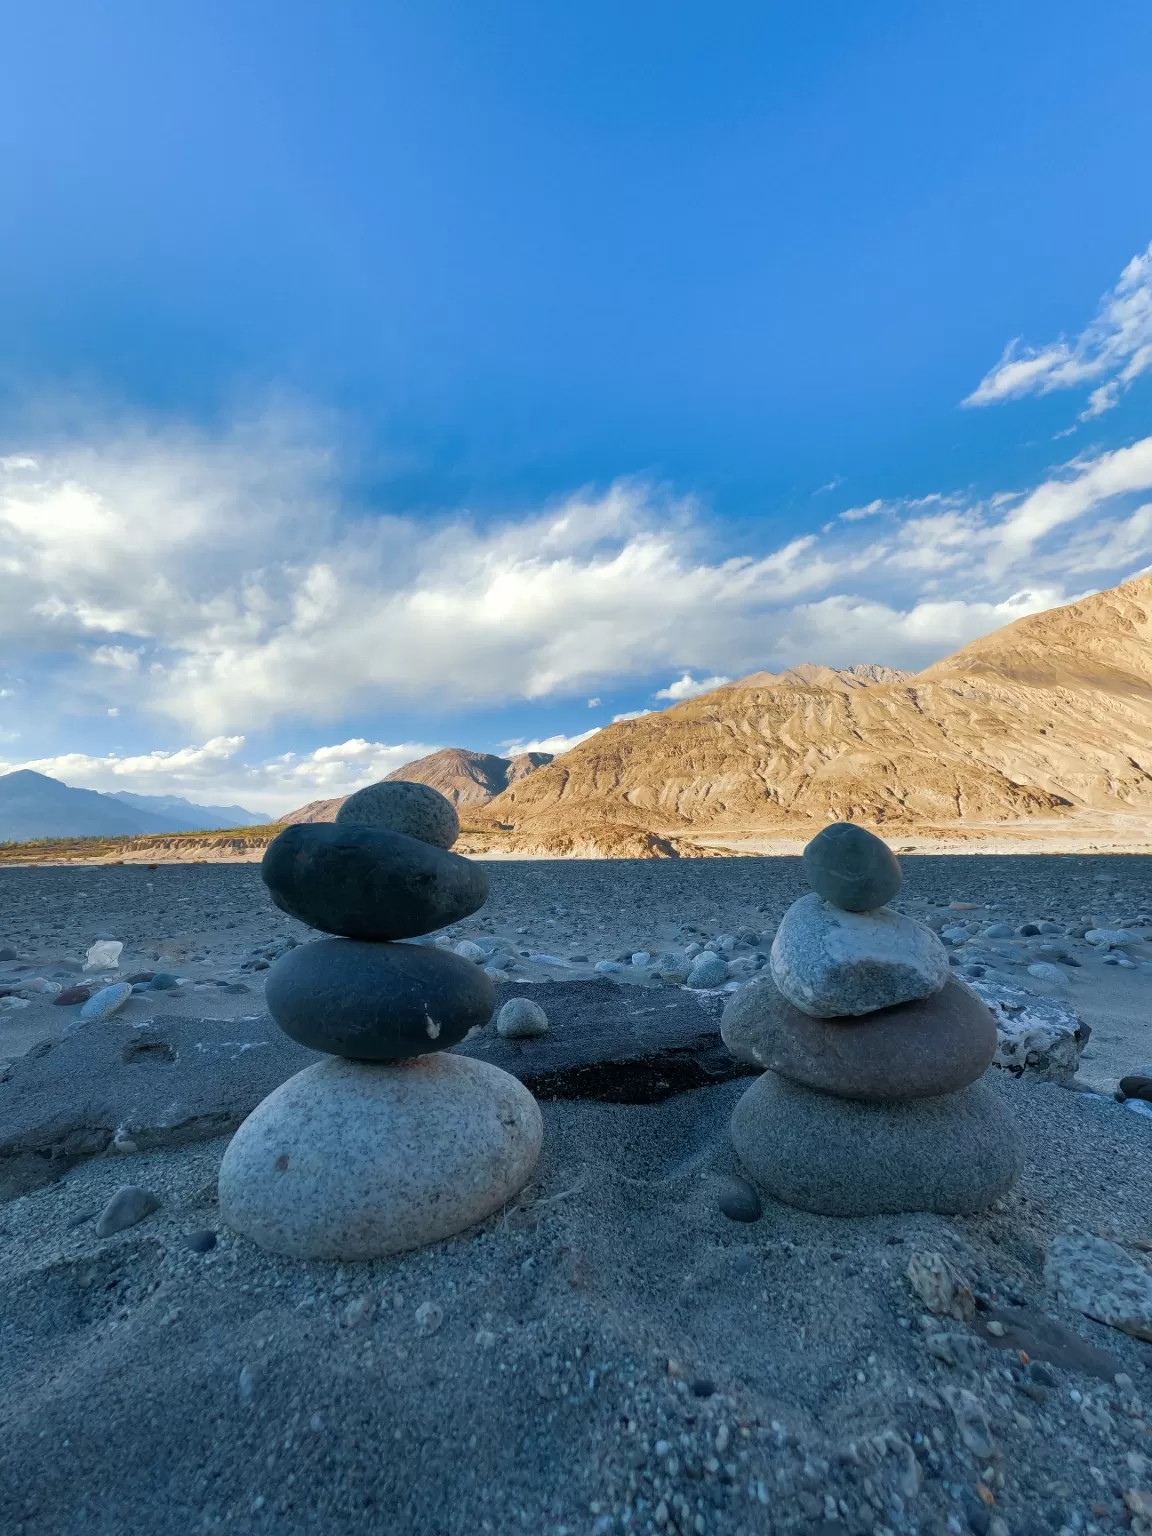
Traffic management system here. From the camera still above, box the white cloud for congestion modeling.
[653,673,731,701]
[964,241,1152,419]
[498,728,601,757]
[611,710,655,723]
[0,735,441,817]
[2,413,1152,745]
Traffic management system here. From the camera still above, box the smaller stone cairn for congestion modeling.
[219,781,543,1260]
[722,822,1021,1216]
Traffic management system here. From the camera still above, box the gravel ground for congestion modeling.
[3,855,1150,1088]
[0,1072,1150,1536]
[0,856,1150,1536]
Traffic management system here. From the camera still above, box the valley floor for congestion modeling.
[1,858,1150,1536]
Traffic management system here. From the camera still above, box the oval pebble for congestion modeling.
[802,823,902,911]
[80,982,133,1021]
[334,780,459,849]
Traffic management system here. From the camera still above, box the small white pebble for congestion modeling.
[415,1301,443,1335]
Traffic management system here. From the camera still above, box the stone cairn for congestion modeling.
[219,781,543,1260]
[722,822,1022,1216]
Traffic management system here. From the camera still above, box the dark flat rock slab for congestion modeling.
[0,980,753,1199]
[459,979,754,1102]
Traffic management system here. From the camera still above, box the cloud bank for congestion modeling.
[2,417,1150,748]
[964,241,1152,420]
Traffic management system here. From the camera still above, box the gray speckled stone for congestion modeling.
[95,1184,161,1237]
[687,953,728,989]
[262,822,488,940]
[771,893,949,1017]
[721,973,996,1099]
[335,780,459,849]
[218,1053,543,1260]
[730,1071,1021,1216]
[265,938,495,1059]
[802,822,902,911]
[495,997,549,1039]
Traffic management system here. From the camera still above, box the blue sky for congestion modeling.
[1,1,1151,813]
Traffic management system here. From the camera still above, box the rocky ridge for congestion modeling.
[466,575,1152,856]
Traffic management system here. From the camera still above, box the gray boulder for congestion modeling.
[770,893,949,1017]
[721,973,996,1099]
[219,1053,542,1261]
[730,1071,1021,1216]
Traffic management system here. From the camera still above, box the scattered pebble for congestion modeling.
[716,1174,762,1223]
[414,1301,443,1335]
[95,1184,161,1238]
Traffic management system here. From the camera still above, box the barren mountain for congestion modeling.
[281,747,553,824]
[468,575,1152,855]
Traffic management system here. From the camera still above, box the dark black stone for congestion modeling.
[261,822,489,940]
[1119,1074,1152,1103]
[716,1174,762,1223]
[690,1378,715,1398]
[801,822,902,911]
[185,1229,217,1253]
[265,937,496,1059]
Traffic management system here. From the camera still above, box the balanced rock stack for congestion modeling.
[723,823,1021,1216]
[219,781,543,1260]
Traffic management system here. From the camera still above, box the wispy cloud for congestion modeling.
[653,672,731,701]
[2,413,1152,750]
[498,728,601,756]
[964,241,1152,420]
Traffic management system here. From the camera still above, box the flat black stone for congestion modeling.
[265,938,496,1059]
[261,822,489,940]
[1119,1073,1152,1103]
[802,822,902,911]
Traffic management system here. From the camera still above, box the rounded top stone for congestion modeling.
[335,780,459,849]
[802,822,902,911]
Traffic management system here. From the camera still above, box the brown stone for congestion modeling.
[721,973,996,1100]
[53,985,91,1006]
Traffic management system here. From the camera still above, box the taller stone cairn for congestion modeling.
[723,823,1021,1216]
[219,782,543,1260]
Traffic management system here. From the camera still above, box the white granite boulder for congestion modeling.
[219,1053,542,1260]
[770,894,949,1018]
[969,980,1086,1086]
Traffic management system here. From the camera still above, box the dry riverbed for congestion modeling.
[1,856,1151,1536]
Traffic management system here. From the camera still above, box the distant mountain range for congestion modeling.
[0,772,271,843]
[281,747,554,823]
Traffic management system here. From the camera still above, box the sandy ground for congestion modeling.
[1,856,1151,1536]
